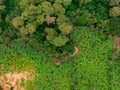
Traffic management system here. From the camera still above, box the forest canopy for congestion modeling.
[0,0,120,63]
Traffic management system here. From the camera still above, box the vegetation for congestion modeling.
[0,0,120,89]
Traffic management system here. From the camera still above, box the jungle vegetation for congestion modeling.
[0,0,120,90]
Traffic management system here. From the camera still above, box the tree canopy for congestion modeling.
[0,0,120,62]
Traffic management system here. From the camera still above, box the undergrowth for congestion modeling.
[0,28,119,90]
[73,28,114,90]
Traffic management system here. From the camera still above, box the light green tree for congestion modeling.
[0,0,5,12]
[56,15,70,24]
[44,28,56,42]
[42,1,54,15]
[52,35,69,47]
[109,6,120,17]
[53,3,65,15]
[58,23,73,35]
[12,16,24,28]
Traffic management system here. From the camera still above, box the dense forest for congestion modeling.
[0,0,120,90]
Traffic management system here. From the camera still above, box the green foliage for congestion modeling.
[11,0,74,48]
[58,23,73,35]
[66,0,111,32]
[12,16,24,28]
[76,16,87,26]
[25,80,35,90]
[62,0,72,8]
[0,0,5,24]
[96,4,106,15]
[108,59,120,90]
[42,1,54,15]
[109,17,120,36]
[52,35,69,47]
[74,28,114,90]
[68,3,78,11]
[45,27,56,42]
[0,29,17,44]
[1,0,120,89]
[109,6,120,17]
[0,28,116,90]
[44,27,70,47]
[0,40,74,89]
[2,0,118,64]
[34,57,74,90]
[0,0,5,12]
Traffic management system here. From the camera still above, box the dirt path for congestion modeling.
[70,46,79,57]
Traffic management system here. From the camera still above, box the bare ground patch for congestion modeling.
[0,71,35,90]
